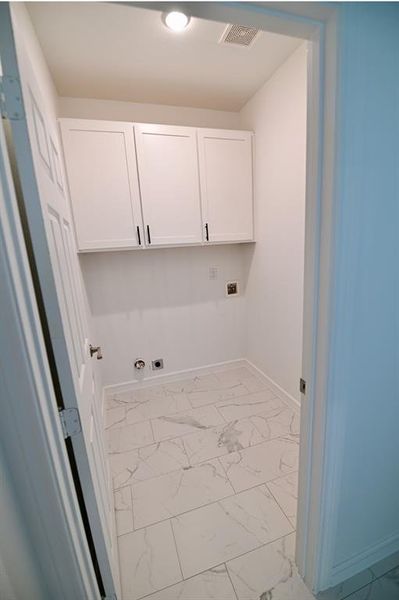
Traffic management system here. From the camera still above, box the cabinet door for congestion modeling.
[135,123,202,246]
[198,129,254,242]
[60,119,142,251]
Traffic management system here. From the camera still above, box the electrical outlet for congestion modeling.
[151,358,164,370]
[226,281,239,296]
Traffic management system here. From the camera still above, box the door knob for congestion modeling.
[89,344,103,360]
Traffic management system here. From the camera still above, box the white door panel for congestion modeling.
[198,129,254,242]
[12,37,117,595]
[135,123,203,246]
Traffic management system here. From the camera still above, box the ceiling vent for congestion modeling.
[220,24,260,48]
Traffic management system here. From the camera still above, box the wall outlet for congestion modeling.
[209,266,218,280]
[151,358,164,370]
[226,281,239,296]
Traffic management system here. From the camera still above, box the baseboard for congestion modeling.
[104,358,248,396]
[328,530,399,590]
[244,359,300,411]
[104,357,301,413]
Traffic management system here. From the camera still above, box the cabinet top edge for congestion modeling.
[58,117,253,136]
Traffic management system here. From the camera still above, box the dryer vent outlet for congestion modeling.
[152,358,164,371]
[226,281,239,296]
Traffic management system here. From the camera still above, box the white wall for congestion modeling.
[58,96,242,129]
[80,245,248,385]
[240,44,307,403]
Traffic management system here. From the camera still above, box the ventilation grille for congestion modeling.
[221,24,260,47]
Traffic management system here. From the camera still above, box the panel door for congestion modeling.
[135,123,202,246]
[60,119,143,251]
[198,129,254,242]
[12,36,117,595]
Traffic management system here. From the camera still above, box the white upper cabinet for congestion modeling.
[60,119,254,252]
[134,123,203,246]
[198,129,254,243]
[60,119,142,251]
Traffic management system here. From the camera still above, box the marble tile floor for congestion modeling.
[106,364,399,600]
[106,364,308,600]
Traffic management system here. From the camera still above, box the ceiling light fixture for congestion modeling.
[163,11,190,32]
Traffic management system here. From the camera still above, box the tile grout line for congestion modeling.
[214,402,228,423]
[133,559,240,600]
[110,429,298,498]
[106,378,285,439]
[264,480,297,533]
[141,532,298,597]
[106,374,276,427]
[225,561,240,600]
[216,455,230,481]
[130,469,235,532]
[107,382,262,415]
[169,517,185,584]
[118,478,296,538]
[108,409,297,467]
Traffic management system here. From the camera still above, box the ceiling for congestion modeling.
[27,2,302,112]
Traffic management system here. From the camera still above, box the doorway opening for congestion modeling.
[5,2,327,599]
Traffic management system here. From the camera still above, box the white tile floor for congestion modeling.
[106,364,308,600]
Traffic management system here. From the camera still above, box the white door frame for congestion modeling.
[0,1,340,595]
[134,1,339,593]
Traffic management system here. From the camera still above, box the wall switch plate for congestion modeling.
[209,266,218,280]
[151,358,164,370]
[226,281,239,296]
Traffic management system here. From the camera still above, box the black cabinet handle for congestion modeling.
[147,225,151,245]
[136,226,141,246]
[205,222,209,242]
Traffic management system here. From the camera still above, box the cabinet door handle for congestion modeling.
[136,226,141,246]
[205,222,209,242]
[147,225,151,245]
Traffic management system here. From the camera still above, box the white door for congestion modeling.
[60,119,143,252]
[135,123,203,246]
[8,17,118,597]
[198,129,254,242]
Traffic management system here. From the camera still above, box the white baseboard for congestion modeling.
[104,358,248,396]
[244,359,300,411]
[104,357,301,415]
[328,530,399,590]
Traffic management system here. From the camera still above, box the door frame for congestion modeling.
[0,0,340,595]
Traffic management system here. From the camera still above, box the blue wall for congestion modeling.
[330,2,399,570]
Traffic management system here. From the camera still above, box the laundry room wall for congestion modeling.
[240,44,308,404]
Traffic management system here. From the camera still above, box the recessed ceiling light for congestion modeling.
[163,11,190,32]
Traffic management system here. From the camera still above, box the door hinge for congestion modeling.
[0,75,25,120]
[299,378,306,395]
[59,407,82,439]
